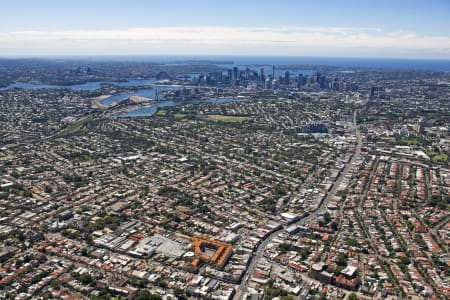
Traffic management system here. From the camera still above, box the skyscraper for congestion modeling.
[264,77,272,89]
[233,67,238,81]
[284,71,290,86]
[297,74,304,87]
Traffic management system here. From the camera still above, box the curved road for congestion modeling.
[234,110,362,299]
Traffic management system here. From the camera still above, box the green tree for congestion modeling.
[336,252,348,266]
[134,290,162,300]
[135,290,150,300]
[323,212,331,224]
[78,273,95,286]
[44,185,53,193]
[173,287,188,300]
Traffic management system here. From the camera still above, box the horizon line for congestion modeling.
[1,54,450,61]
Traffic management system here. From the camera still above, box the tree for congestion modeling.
[323,212,332,224]
[336,252,348,266]
[44,185,53,193]
[299,247,312,260]
[134,290,162,300]
[348,292,358,300]
[398,256,410,266]
[49,279,60,289]
[274,184,287,196]
[173,287,188,300]
[278,243,292,252]
[157,278,167,288]
[78,273,95,286]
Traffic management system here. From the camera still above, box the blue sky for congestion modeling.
[1,0,449,58]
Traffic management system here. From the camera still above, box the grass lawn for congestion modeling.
[207,115,252,123]
[398,137,421,145]
[174,113,188,119]
[156,109,167,116]
[63,115,93,134]
[432,153,448,162]
[427,151,448,163]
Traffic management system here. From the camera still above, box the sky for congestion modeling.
[1,0,449,59]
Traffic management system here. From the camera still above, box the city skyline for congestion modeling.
[1,0,450,59]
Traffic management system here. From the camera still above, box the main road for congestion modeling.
[234,110,362,300]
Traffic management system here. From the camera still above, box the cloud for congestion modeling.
[1,26,449,58]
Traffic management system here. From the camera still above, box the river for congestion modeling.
[100,85,177,106]
[0,79,156,91]
[117,98,241,118]
[0,78,242,117]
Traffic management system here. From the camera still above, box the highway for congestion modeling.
[234,110,362,300]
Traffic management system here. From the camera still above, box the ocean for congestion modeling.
[62,55,450,72]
